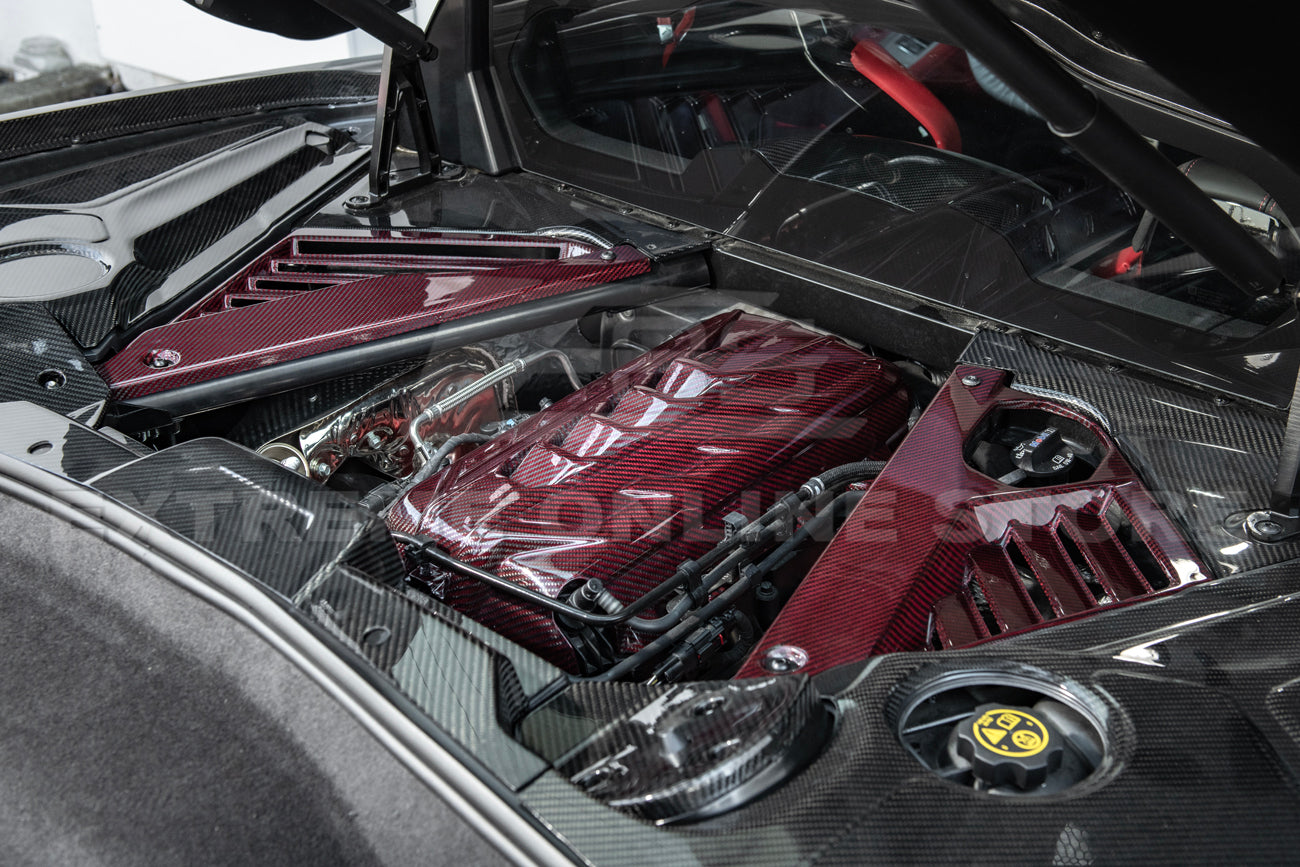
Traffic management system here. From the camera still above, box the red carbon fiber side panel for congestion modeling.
[98,235,648,399]
[387,312,911,671]
[736,365,1208,678]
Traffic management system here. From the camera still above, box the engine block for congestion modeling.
[387,312,910,670]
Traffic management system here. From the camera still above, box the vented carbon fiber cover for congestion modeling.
[388,312,910,670]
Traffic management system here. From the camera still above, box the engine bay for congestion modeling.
[61,216,1214,684]
[9,0,1300,850]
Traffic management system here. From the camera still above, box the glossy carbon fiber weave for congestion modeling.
[390,312,911,670]
[962,330,1294,576]
[0,303,109,416]
[0,122,281,205]
[78,437,561,788]
[519,643,1300,865]
[0,69,377,161]
[737,365,1204,678]
[90,438,385,598]
[301,568,555,789]
[99,245,650,399]
[179,230,597,319]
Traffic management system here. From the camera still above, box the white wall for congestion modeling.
[1,0,104,68]
[2,0,442,87]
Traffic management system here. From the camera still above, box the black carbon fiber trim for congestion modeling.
[83,437,562,788]
[91,438,382,598]
[962,329,1293,576]
[305,569,556,788]
[0,303,109,416]
[519,643,1300,864]
[0,402,144,482]
[44,129,353,349]
[219,360,421,448]
[0,69,378,161]
[0,122,281,204]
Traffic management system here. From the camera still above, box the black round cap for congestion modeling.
[955,704,1064,790]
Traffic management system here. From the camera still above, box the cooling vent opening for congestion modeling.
[1005,541,1060,618]
[249,279,337,291]
[1055,527,1112,604]
[927,490,1197,650]
[294,239,565,259]
[967,579,1002,637]
[1103,503,1171,591]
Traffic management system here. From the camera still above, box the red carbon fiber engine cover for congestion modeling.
[387,312,910,670]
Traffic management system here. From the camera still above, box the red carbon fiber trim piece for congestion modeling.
[736,365,1207,678]
[99,233,647,399]
[179,230,598,319]
[387,312,911,671]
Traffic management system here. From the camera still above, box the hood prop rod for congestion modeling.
[311,0,443,209]
[910,0,1283,301]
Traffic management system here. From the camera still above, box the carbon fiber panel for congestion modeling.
[303,568,555,788]
[519,646,1300,865]
[99,245,650,400]
[90,438,387,598]
[738,364,1204,678]
[0,69,378,161]
[0,303,109,416]
[962,329,1293,576]
[390,312,910,670]
[0,123,282,205]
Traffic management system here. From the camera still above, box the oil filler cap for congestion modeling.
[954,704,1063,790]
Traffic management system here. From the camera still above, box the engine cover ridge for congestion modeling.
[388,311,910,670]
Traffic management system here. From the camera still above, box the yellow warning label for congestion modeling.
[981,728,1007,745]
[972,708,1049,757]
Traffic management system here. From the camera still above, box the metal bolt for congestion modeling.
[760,645,808,674]
[145,349,180,369]
[1246,511,1288,542]
[1213,396,1232,406]
[309,459,332,479]
[961,374,981,387]
[600,250,616,261]
[364,431,386,450]
[36,369,66,390]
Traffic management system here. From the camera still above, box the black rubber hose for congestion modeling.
[588,489,864,682]
[395,458,887,631]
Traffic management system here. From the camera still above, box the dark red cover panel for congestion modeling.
[736,365,1208,678]
[388,312,911,670]
[99,239,648,399]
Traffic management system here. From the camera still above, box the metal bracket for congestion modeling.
[308,0,442,210]
[345,50,442,211]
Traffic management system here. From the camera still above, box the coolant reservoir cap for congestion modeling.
[955,704,1063,790]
